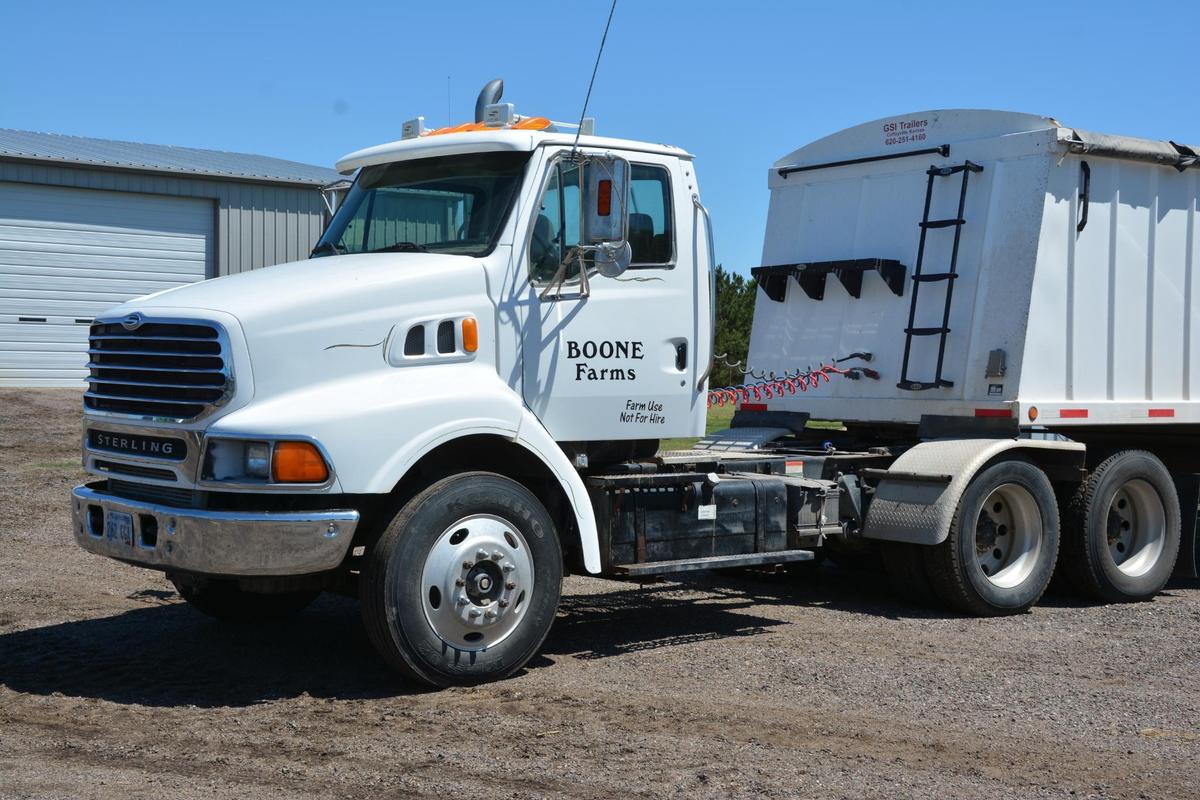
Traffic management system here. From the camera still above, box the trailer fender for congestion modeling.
[863,438,1085,545]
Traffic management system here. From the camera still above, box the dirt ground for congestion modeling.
[2,389,1198,799]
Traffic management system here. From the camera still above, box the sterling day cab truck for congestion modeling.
[72,82,1200,686]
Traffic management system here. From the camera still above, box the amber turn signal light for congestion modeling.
[272,441,329,483]
[461,317,478,353]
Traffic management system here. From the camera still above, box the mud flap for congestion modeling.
[862,438,1085,546]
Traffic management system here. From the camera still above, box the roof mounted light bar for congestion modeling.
[400,79,595,140]
[400,110,595,140]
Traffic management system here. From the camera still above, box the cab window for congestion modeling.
[628,164,674,267]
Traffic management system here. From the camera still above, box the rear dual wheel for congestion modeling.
[923,459,1060,615]
[361,472,562,687]
[1060,450,1180,602]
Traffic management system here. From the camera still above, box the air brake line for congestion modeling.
[706,353,879,408]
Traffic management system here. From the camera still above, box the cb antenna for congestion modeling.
[571,0,618,156]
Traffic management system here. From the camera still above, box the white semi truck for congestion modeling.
[72,83,1200,686]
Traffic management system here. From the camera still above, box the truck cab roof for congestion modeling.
[335,129,692,175]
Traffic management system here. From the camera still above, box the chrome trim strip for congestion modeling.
[84,391,213,407]
[86,362,225,374]
[87,348,221,358]
[90,335,218,343]
[71,485,359,577]
[85,376,225,391]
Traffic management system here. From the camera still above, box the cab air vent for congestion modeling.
[404,326,425,356]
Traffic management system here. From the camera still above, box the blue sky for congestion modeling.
[1,0,1192,274]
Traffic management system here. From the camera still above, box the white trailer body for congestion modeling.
[747,110,1200,429]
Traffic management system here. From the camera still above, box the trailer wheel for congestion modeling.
[361,471,562,687]
[923,459,1059,615]
[170,576,318,622]
[1060,451,1180,602]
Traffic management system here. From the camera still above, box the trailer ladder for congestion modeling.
[897,160,983,391]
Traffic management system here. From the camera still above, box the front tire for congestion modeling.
[1060,450,1180,602]
[923,459,1059,615]
[170,575,318,622]
[361,472,562,687]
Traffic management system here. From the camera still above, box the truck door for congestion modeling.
[520,150,704,443]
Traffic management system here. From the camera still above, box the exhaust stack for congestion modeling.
[474,79,504,123]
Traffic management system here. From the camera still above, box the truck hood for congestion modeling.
[102,253,494,402]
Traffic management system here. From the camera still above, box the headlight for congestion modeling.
[202,438,329,485]
[244,442,271,479]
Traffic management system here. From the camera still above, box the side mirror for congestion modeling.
[594,240,632,278]
[581,154,631,277]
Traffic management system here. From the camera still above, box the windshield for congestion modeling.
[313,151,530,258]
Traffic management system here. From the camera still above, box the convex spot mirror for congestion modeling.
[581,154,631,277]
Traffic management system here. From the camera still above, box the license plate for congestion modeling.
[104,511,134,547]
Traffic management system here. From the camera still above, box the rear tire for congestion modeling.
[171,576,318,622]
[1060,450,1180,602]
[361,472,562,687]
[923,459,1059,616]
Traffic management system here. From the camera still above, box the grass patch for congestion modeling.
[659,404,736,451]
[30,460,81,471]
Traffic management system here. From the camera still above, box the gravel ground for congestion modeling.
[1,389,1198,799]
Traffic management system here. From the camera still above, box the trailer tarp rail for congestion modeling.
[1066,129,1199,171]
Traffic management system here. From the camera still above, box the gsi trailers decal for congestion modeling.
[883,117,929,147]
[568,339,642,381]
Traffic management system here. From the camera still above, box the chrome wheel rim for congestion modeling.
[420,514,533,652]
[975,483,1043,588]
[1106,479,1166,577]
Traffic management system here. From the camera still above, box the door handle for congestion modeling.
[675,342,688,371]
[1077,161,1090,233]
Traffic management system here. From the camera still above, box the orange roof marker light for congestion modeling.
[399,80,593,141]
[423,116,554,138]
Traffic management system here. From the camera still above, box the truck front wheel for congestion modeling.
[1060,450,1180,602]
[361,472,562,687]
[923,459,1059,615]
[170,575,319,622]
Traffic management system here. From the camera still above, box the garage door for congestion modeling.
[0,182,213,386]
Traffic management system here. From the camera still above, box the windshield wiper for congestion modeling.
[310,241,345,258]
[368,241,427,254]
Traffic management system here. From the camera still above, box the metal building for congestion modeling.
[0,128,342,386]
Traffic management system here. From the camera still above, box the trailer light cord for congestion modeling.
[706,362,879,408]
[710,351,872,382]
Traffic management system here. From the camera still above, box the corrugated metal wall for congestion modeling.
[0,160,327,276]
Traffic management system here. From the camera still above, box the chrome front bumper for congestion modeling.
[71,485,359,577]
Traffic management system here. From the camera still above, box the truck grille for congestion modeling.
[85,320,231,421]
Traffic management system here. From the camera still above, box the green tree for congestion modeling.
[710,265,758,388]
